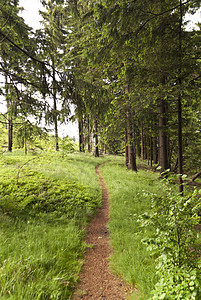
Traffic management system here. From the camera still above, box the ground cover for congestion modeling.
[0,151,113,299]
[0,152,200,299]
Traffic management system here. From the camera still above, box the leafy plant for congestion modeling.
[138,183,201,299]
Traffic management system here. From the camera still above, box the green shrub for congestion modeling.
[138,184,201,299]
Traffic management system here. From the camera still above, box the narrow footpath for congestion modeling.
[73,163,133,300]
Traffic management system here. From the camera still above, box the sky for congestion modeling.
[185,10,201,30]
[19,0,43,30]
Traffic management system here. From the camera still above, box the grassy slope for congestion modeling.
[0,151,113,299]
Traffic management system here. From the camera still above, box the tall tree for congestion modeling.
[38,0,70,151]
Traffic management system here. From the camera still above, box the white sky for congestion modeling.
[19,0,43,29]
[185,10,201,30]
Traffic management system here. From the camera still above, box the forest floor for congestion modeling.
[73,163,135,300]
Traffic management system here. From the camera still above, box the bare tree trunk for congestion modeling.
[79,119,85,152]
[157,1,169,174]
[127,111,137,171]
[178,94,183,192]
[178,0,183,194]
[136,128,141,158]
[53,65,59,151]
[5,76,13,152]
[158,97,169,173]
[132,121,137,170]
[141,124,144,159]
[7,117,13,152]
[125,83,137,171]
[144,135,148,160]
[93,118,99,157]
[53,96,59,151]
[153,136,158,164]
[150,137,153,167]
[87,117,91,153]
[125,128,129,166]
[24,125,27,155]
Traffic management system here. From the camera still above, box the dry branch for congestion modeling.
[191,170,201,182]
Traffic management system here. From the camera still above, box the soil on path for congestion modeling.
[73,163,134,300]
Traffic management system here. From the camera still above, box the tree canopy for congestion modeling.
[0,0,200,186]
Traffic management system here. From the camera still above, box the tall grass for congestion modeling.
[0,217,84,299]
[100,161,165,299]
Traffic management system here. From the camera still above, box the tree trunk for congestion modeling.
[79,119,85,152]
[5,76,13,152]
[136,128,141,158]
[93,118,99,157]
[53,96,59,151]
[87,117,91,153]
[153,136,158,164]
[178,0,183,194]
[127,111,137,171]
[141,124,144,160]
[53,65,59,151]
[24,125,27,155]
[125,128,129,166]
[158,97,169,173]
[150,137,153,167]
[144,135,148,160]
[178,94,183,192]
[7,117,13,152]
[125,83,137,171]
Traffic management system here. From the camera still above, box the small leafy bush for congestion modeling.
[138,184,201,299]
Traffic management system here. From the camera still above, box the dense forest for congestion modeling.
[0,0,201,299]
[0,0,201,179]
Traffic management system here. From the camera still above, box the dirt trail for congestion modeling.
[73,163,133,300]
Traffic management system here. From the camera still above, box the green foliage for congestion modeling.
[138,182,201,299]
[151,267,201,300]
[61,136,78,154]
[14,121,48,150]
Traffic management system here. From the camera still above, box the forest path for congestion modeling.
[73,163,134,300]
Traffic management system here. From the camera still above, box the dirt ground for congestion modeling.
[73,163,134,300]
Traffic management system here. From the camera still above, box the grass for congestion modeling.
[0,151,200,299]
[0,217,83,299]
[100,161,166,299]
[0,150,115,299]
